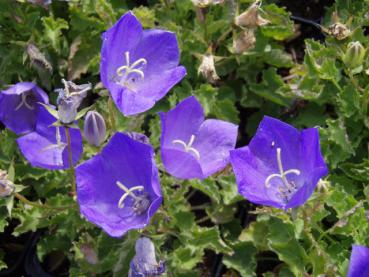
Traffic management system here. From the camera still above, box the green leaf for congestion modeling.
[42,16,69,53]
[223,242,257,277]
[267,217,308,275]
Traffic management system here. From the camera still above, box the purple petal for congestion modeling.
[100,11,143,91]
[248,116,300,171]
[230,146,284,209]
[285,128,328,209]
[160,96,204,149]
[117,66,186,116]
[0,82,49,135]
[134,30,181,73]
[17,106,83,170]
[347,245,369,277]
[76,132,162,237]
[193,119,238,177]
[161,148,203,179]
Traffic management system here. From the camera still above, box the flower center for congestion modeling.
[172,135,201,160]
[116,181,150,214]
[265,146,300,202]
[115,51,147,87]
[14,92,35,111]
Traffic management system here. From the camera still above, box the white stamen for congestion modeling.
[265,147,300,188]
[116,181,144,209]
[172,135,201,159]
[116,51,147,84]
[14,93,34,111]
[271,141,275,147]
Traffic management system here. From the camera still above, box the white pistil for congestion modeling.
[172,135,201,160]
[116,51,147,83]
[265,147,300,188]
[41,127,67,153]
[116,181,144,209]
[14,93,34,111]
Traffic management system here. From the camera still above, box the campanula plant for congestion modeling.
[230,116,328,210]
[160,96,238,179]
[76,132,162,237]
[100,11,186,116]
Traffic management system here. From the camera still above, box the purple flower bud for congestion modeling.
[84,111,106,147]
[56,80,91,124]
[128,237,165,277]
[0,170,15,198]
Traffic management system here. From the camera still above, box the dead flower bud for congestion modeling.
[233,29,256,54]
[26,43,52,72]
[326,22,350,40]
[0,170,15,198]
[235,0,269,28]
[191,0,224,8]
[198,54,220,84]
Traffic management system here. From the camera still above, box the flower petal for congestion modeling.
[160,96,204,149]
[194,119,238,177]
[0,82,49,134]
[230,146,283,209]
[100,11,143,91]
[347,245,369,277]
[161,148,203,179]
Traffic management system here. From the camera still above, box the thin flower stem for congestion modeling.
[14,192,73,210]
[108,96,116,131]
[196,215,210,224]
[65,126,76,196]
[215,27,233,48]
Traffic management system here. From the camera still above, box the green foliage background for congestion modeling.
[0,0,369,276]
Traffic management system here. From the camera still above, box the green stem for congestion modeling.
[108,96,116,131]
[65,126,76,196]
[14,192,73,210]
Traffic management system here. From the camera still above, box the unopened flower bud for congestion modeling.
[0,170,15,198]
[56,79,91,124]
[235,0,269,28]
[233,29,256,54]
[84,111,106,147]
[198,54,220,84]
[343,41,366,69]
[128,237,165,277]
[327,22,350,40]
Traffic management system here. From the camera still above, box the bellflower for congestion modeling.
[100,11,186,116]
[230,116,328,210]
[17,106,83,170]
[128,237,165,277]
[160,96,238,179]
[55,80,91,124]
[76,132,162,237]
[347,245,369,277]
[0,82,49,135]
